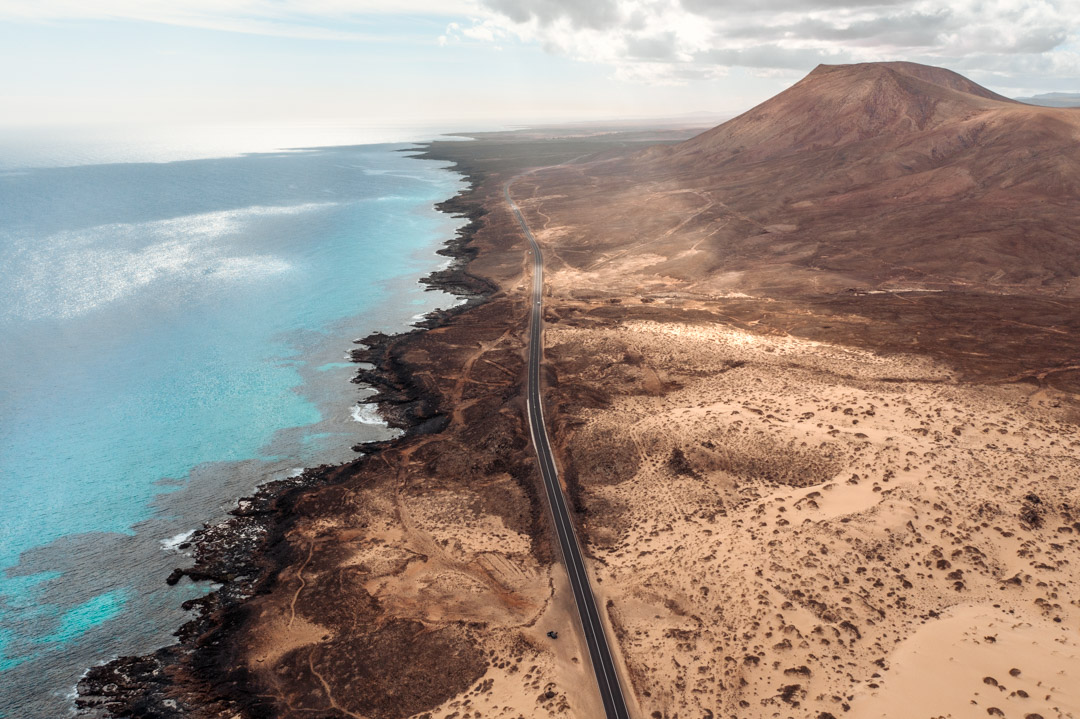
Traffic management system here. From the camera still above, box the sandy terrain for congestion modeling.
[545,308,1080,719]
[504,63,1080,718]
[228,295,614,719]
[79,63,1080,719]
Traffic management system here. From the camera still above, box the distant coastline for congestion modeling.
[1013,91,1080,108]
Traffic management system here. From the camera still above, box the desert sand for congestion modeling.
[544,307,1079,718]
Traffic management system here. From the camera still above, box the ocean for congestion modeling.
[0,128,467,716]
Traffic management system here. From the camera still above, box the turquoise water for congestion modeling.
[0,141,465,715]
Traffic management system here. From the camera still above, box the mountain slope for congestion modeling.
[521,60,1080,297]
[664,62,1017,164]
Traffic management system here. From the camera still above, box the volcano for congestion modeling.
[526,61,1080,295]
[668,61,1018,163]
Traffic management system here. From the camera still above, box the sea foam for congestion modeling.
[350,403,387,426]
[159,531,195,554]
[2,203,330,321]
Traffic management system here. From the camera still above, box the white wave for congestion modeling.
[359,167,442,184]
[3,203,332,321]
[160,530,195,553]
[286,467,305,478]
[350,402,387,426]
[211,255,293,280]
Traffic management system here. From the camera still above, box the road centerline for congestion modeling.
[505,178,632,719]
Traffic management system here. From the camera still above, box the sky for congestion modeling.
[1,0,1078,129]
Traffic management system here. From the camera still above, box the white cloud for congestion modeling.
[3,0,1076,96]
[0,0,480,39]
[445,0,1080,88]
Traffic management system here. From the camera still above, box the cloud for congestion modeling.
[626,31,680,60]
[733,11,952,47]
[450,0,1080,87]
[482,0,623,30]
[4,0,1076,93]
[680,0,912,14]
[698,44,854,69]
[0,0,479,40]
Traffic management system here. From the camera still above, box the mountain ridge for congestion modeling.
[662,61,1026,165]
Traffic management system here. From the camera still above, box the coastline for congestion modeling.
[73,126,704,718]
[75,149,494,717]
[61,74,1080,718]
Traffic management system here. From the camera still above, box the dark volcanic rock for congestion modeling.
[77,162,502,719]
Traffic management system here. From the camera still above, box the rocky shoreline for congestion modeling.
[72,126,700,719]
[74,150,493,718]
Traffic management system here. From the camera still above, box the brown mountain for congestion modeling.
[665,61,1017,164]
[660,61,1080,202]
[523,61,1080,296]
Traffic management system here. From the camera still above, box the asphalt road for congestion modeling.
[505,180,632,719]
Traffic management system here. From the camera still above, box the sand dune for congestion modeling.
[546,311,1080,719]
